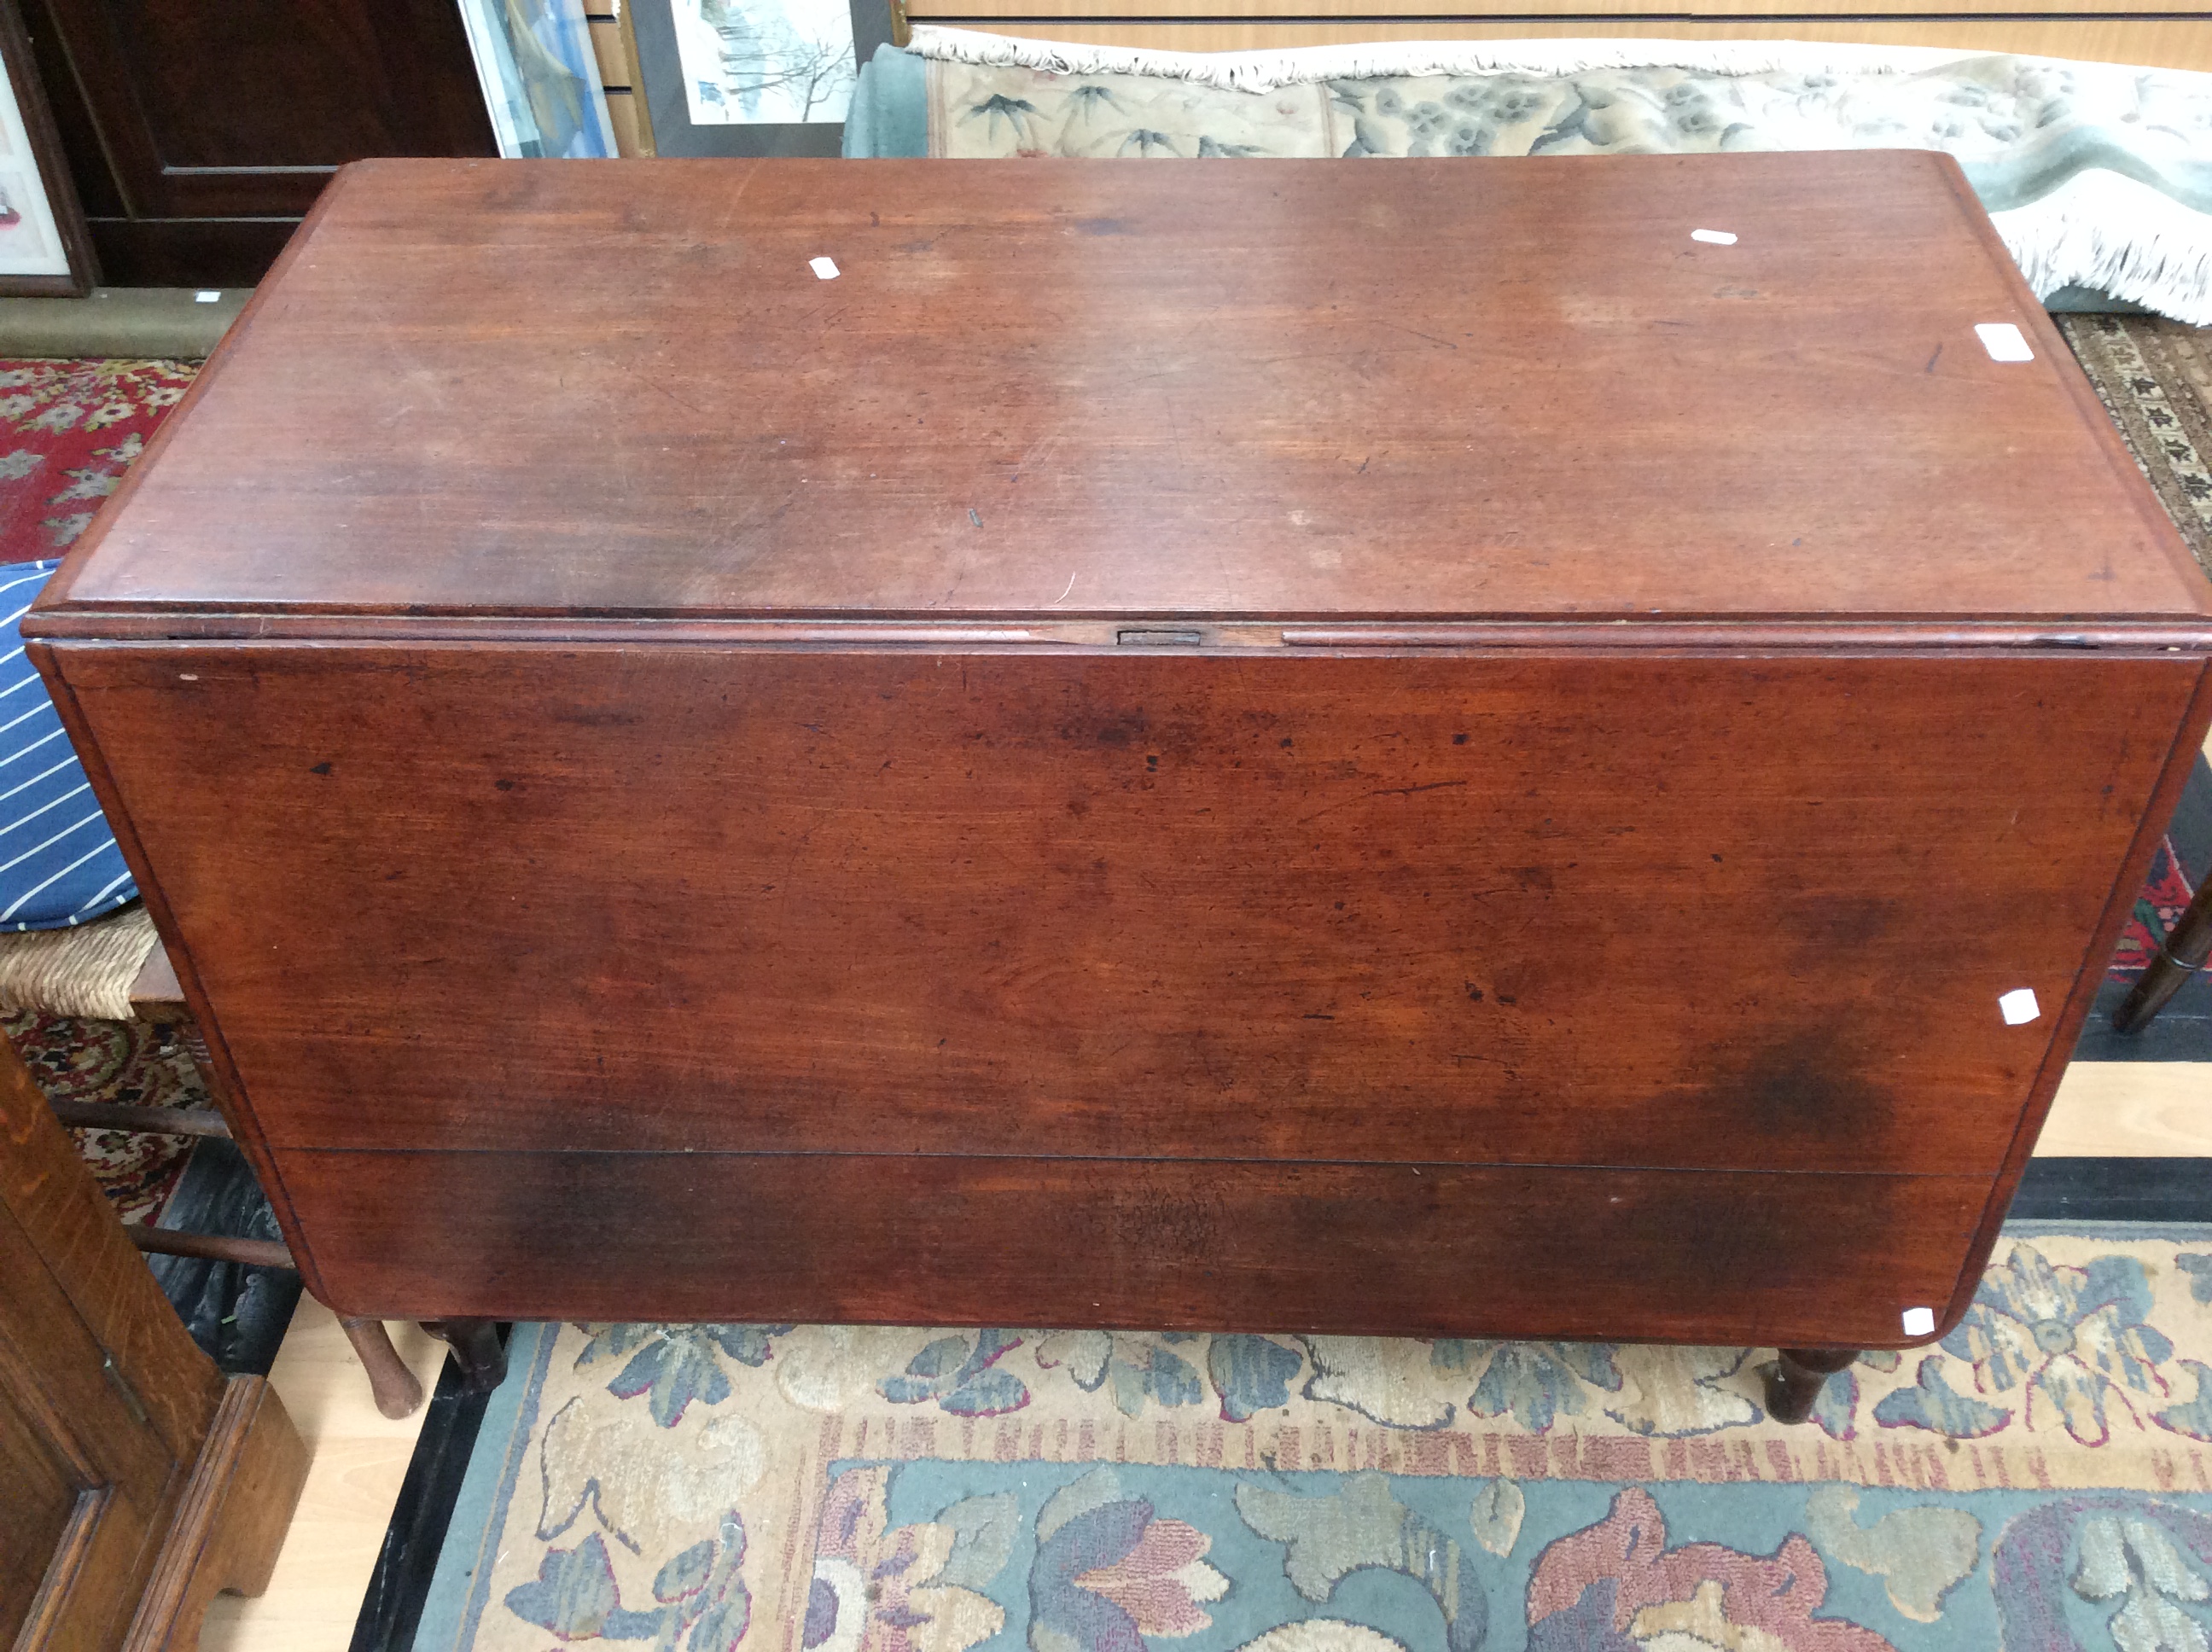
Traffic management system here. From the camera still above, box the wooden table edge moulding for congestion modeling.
[21,152,2212,1427]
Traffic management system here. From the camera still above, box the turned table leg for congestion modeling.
[422,1318,507,1393]
[2114,875,2210,1032]
[1762,1347,1858,1424]
[125,966,490,1417]
[338,1318,425,1419]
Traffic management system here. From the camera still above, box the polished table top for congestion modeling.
[30,153,2212,641]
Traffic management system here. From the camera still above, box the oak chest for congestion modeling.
[26,153,2212,1358]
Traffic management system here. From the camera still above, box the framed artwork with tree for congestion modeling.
[631,0,894,156]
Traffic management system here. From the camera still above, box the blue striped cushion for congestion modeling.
[0,560,136,930]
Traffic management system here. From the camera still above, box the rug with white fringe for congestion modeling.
[862,29,2212,325]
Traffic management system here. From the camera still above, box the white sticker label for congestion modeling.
[1901,1306,1936,1337]
[1690,229,1738,245]
[194,289,221,302]
[809,257,840,280]
[1976,323,2034,363]
[1999,987,2041,1026]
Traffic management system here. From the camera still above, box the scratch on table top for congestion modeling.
[1052,571,1077,606]
[1298,779,1470,825]
[1371,319,1458,351]
[714,166,760,230]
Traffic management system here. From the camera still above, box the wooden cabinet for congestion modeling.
[22,155,2212,1387]
[0,1032,306,1649]
[0,1386,83,1648]
[16,0,495,286]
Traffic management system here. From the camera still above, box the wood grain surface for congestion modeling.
[196,1304,450,1652]
[0,1384,78,1649]
[122,1376,309,1652]
[28,153,2210,632]
[0,1024,303,1652]
[32,0,495,213]
[2037,1062,2212,1156]
[27,154,2212,1350]
[0,1025,225,1458]
[47,645,2198,1183]
[272,1148,1993,1347]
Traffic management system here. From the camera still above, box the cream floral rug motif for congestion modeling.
[416,1224,2212,1650]
[889,43,2212,320]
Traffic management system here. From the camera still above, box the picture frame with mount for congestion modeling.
[631,0,894,157]
[0,0,94,296]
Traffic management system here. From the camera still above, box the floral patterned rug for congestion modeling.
[416,1225,2212,1651]
[879,39,2212,322]
[5,1009,207,1224]
[0,358,202,1219]
[0,358,195,560]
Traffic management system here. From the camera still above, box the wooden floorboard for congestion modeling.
[2035,1062,2212,1158]
[197,1304,446,1652]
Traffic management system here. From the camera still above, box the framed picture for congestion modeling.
[0,0,94,295]
[631,0,894,157]
[457,0,622,159]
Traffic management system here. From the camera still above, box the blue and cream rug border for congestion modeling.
[414,1223,2212,1650]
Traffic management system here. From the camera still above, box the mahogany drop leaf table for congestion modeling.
[25,154,2212,1422]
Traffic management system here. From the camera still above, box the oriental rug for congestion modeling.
[416,1224,2212,1652]
[2061,315,2212,583]
[854,34,2212,324]
[6,1007,207,1224]
[0,357,195,559]
[0,356,201,1218]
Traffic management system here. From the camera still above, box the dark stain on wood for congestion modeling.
[1703,1032,1894,1149]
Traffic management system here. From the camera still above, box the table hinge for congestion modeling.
[1117,629,1205,647]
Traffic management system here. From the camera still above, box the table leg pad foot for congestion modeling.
[1762,1347,1859,1424]
[422,1318,505,1394]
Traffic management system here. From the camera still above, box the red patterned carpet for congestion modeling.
[0,358,201,1219]
[6,1009,207,1222]
[2115,837,2200,975]
[0,359,195,556]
